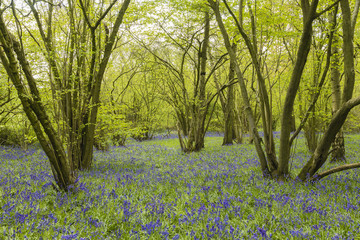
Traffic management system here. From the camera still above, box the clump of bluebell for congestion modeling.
[0,135,359,239]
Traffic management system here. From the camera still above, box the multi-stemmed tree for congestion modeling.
[0,0,131,191]
[133,2,230,152]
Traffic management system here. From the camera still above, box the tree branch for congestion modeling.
[78,0,93,29]
[351,0,360,33]
[314,0,340,19]
[311,162,360,181]
[94,0,118,29]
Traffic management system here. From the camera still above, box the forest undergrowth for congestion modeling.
[0,133,360,239]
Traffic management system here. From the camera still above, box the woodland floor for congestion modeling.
[0,133,360,239]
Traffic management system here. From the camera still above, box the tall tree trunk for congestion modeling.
[277,0,319,178]
[79,0,131,169]
[329,5,345,162]
[330,0,359,162]
[304,111,318,153]
[222,0,243,146]
[185,10,210,152]
[340,0,356,103]
[223,85,235,145]
[213,57,238,146]
[233,106,243,144]
[194,10,210,150]
[222,44,236,145]
[222,0,278,171]
[209,0,271,177]
[304,45,322,153]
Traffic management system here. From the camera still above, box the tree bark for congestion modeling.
[177,10,212,152]
[81,0,131,168]
[311,162,360,181]
[193,10,210,151]
[277,0,319,178]
[0,16,75,191]
[330,5,345,162]
[340,0,356,103]
[330,0,359,162]
[222,44,236,146]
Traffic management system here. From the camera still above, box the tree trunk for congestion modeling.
[212,50,236,146]
[183,10,210,152]
[340,0,356,103]
[277,0,319,178]
[80,0,131,169]
[330,0,359,162]
[233,117,243,144]
[0,18,76,191]
[222,44,236,146]
[221,0,278,172]
[222,0,244,146]
[233,103,244,144]
[209,0,270,177]
[0,0,131,190]
[223,84,235,145]
[194,11,209,151]
[331,130,345,161]
[330,5,345,161]
[304,46,322,153]
[304,114,318,153]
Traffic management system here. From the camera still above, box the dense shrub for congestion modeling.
[0,126,36,148]
[131,126,153,141]
[111,133,127,146]
[0,126,15,146]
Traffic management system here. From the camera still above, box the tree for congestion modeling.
[298,0,360,180]
[133,3,228,152]
[301,11,334,153]
[224,0,278,171]
[209,0,271,176]
[330,0,360,162]
[213,46,237,146]
[217,0,243,146]
[329,4,345,161]
[0,0,131,191]
[210,0,360,181]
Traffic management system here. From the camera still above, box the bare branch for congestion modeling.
[311,162,360,181]
[94,0,118,29]
[78,0,93,29]
[314,0,340,19]
[205,53,228,85]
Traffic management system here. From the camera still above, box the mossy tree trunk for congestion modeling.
[298,97,360,180]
